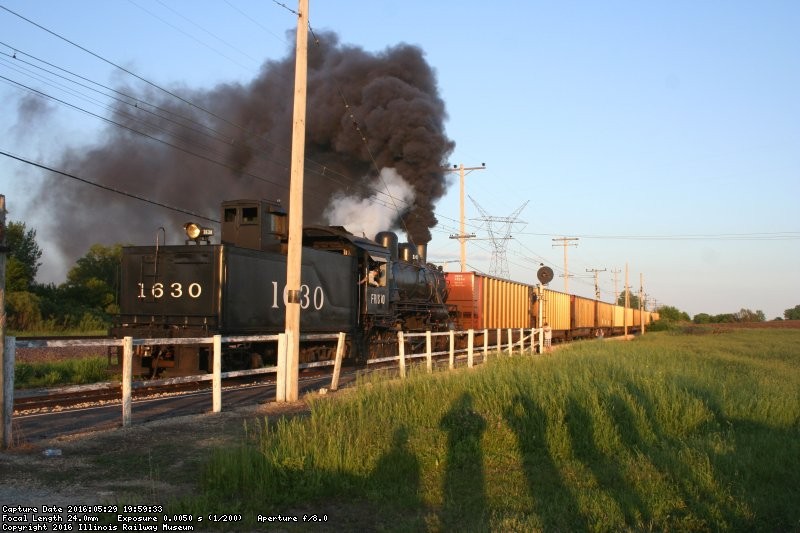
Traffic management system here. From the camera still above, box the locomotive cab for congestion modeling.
[221,199,287,253]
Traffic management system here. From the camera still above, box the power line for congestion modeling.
[517,230,800,241]
[0,4,246,132]
[0,74,290,190]
[1,8,479,238]
[0,149,219,223]
[1,48,456,234]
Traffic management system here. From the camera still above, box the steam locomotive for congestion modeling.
[110,199,451,376]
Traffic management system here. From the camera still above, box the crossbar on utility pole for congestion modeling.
[445,163,485,272]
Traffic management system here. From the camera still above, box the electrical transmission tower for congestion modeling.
[468,196,529,279]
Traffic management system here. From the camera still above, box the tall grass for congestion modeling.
[14,357,109,389]
[174,330,800,531]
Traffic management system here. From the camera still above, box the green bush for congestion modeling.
[6,291,43,330]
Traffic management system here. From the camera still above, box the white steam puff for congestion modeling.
[324,168,415,241]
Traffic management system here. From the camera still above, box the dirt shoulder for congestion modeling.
[0,399,312,508]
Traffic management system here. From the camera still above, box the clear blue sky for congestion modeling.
[1,0,798,319]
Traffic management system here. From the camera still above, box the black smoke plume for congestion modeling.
[37,31,454,269]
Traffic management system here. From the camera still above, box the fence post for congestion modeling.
[276,333,287,401]
[449,330,455,369]
[483,329,488,360]
[397,331,406,379]
[507,328,513,355]
[496,328,501,354]
[122,337,133,428]
[467,329,474,368]
[425,331,432,373]
[212,335,222,413]
[2,337,14,448]
[331,332,346,391]
[519,328,524,353]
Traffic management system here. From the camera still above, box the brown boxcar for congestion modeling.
[445,272,533,331]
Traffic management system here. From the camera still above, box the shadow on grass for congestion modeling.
[666,380,800,531]
[617,379,800,531]
[566,396,649,526]
[505,394,586,531]
[182,376,799,531]
[439,392,488,531]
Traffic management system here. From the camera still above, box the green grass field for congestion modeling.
[14,356,109,389]
[166,329,800,531]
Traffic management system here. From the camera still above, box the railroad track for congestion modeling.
[13,372,284,414]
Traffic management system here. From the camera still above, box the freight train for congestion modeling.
[110,199,657,377]
[445,271,659,347]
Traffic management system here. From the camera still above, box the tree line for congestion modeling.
[4,220,800,333]
[4,220,121,332]
[611,291,797,325]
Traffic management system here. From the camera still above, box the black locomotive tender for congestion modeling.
[111,199,451,376]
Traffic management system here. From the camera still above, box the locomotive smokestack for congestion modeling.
[25,31,454,275]
[376,231,399,262]
[416,243,427,264]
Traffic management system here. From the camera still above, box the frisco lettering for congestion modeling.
[370,293,386,304]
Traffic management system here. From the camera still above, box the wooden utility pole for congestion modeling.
[552,237,578,293]
[611,268,622,304]
[624,263,630,337]
[639,272,645,335]
[445,163,485,272]
[0,194,10,448]
[586,267,606,300]
[281,0,309,402]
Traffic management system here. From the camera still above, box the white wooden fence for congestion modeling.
[4,327,543,439]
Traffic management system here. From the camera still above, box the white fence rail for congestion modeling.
[5,327,543,439]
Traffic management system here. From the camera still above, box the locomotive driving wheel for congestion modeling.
[366,328,399,361]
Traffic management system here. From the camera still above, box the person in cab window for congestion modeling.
[361,266,380,287]
[368,267,380,287]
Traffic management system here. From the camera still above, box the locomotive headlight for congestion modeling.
[184,222,213,243]
[185,222,202,239]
